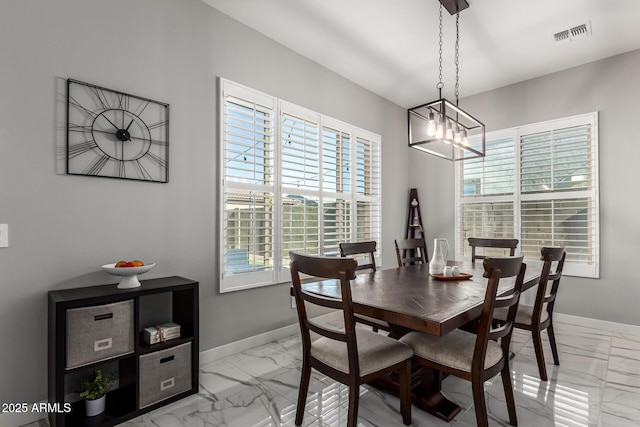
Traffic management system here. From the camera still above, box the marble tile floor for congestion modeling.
[25,320,640,426]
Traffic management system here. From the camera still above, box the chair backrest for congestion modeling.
[532,247,566,322]
[395,238,428,267]
[468,237,519,262]
[339,241,377,272]
[289,252,361,375]
[474,256,526,371]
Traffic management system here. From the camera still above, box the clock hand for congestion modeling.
[93,128,125,141]
[119,119,135,141]
[101,114,120,131]
[91,128,115,136]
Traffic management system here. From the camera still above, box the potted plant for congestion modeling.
[77,369,113,416]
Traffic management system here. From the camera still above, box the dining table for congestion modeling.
[300,260,541,421]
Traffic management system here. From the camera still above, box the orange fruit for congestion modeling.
[115,261,127,268]
[131,260,144,267]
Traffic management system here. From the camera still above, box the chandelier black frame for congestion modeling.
[408,0,485,161]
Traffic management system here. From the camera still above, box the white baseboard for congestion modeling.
[7,313,637,427]
[199,322,300,366]
[554,312,640,336]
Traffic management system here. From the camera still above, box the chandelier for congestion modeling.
[408,0,485,161]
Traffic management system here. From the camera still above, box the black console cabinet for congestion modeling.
[48,276,199,427]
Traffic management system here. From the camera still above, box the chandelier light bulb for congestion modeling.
[454,125,462,143]
[461,129,469,146]
[445,120,454,141]
[435,114,444,139]
[426,111,436,137]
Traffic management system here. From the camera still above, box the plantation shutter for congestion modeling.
[355,134,381,244]
[520,122,597,275]
[322,126,352,256]
[280,103,322,272]
[281,111,320,190]
[221,82,276,291]
[457,135,515,257]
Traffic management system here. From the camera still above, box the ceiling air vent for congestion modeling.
[554,21,591,43]
[554,30,570,43]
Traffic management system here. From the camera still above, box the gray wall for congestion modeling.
[4,0,638,412]
[0,0,410,406]
[411,49,640,326]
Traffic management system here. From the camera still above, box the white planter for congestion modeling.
[85,394,106,417]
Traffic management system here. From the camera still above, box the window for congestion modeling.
[456,113,599,277]
[220,79,381,292]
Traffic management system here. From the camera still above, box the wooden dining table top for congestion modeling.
[301,261,540,337]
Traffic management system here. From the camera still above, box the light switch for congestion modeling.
[0,224,8,248]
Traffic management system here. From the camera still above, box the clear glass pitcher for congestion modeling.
[429,238,449,275]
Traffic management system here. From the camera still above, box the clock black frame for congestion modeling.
[66,79,169,183]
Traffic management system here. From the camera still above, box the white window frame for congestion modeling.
[455,112,599,278]
[219,79,382,292]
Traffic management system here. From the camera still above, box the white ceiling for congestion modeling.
[202,0,640,108]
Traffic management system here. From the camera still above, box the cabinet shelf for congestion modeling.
[63,386,136,427]
[48,276,199,427]
[138,336,194,355]
[63,352,136,374]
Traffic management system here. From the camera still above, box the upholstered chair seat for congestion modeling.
[400,329,503,373]
[313,329,413,376]
[494,304,549,326]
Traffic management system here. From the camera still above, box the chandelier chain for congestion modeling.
[455,11,460,104]
[437,3,444,95]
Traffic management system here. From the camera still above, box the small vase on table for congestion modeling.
[429,238,449,276]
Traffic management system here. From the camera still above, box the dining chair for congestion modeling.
[339,241,377,272]
[493,246,566,381]
[395,238,429,267]
[289,252,413,427]
[468,237,519,262]
[400,256,526,427]
[339,241,391,333]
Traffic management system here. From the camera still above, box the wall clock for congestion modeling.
[66,79,169,182]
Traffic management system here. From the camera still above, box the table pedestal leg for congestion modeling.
[368,365,461,422]
[412,367,461,421]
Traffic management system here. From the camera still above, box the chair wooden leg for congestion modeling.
[347,385,360,427]
[295,361,311,426]
[532,329,548,381]
[472,378,489,427]
[547,323,560,366]
[501,363,518,426]
[398,360,412,426]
